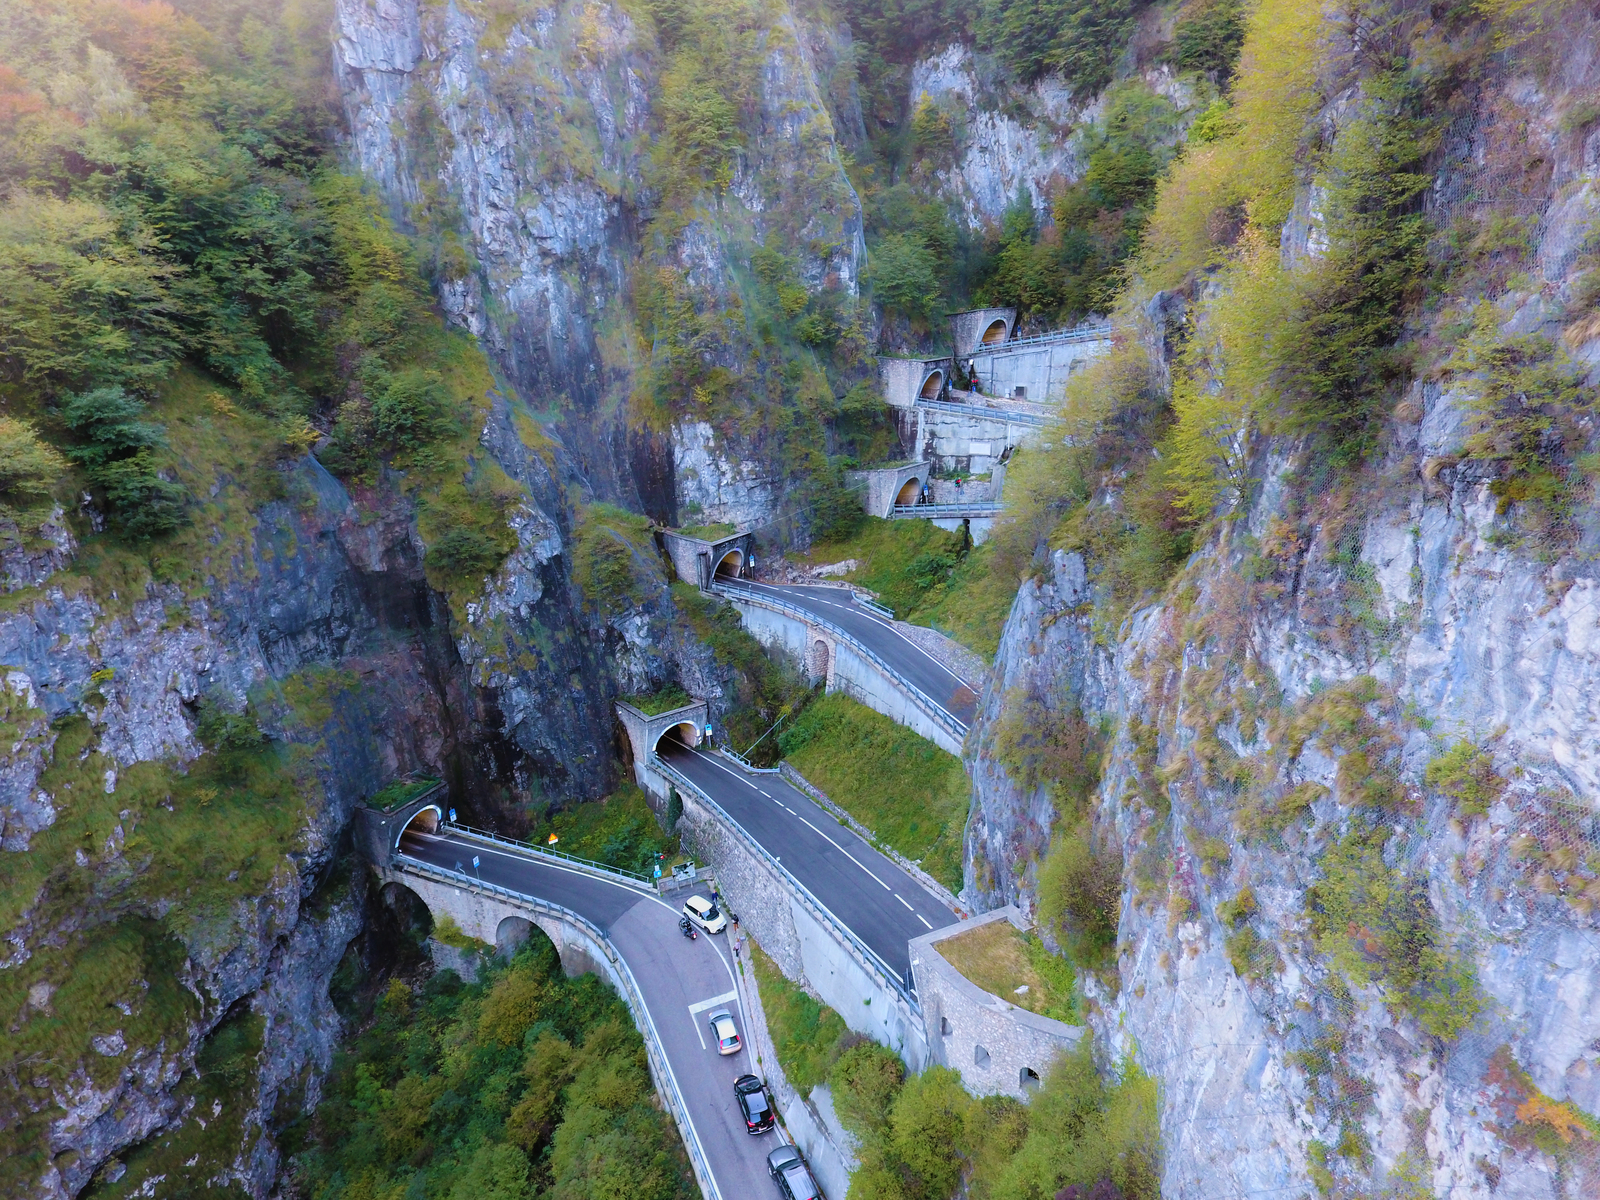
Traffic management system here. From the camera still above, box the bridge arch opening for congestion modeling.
[1020,1066,1041,1094]
[806,638,830,681]
[980,318,1009,345]
[713,548,743,580]
[653,720,701,754]
[396,803,444,849]
[496,915,534,958]
[894,476,922,507]
[918,369,944,399]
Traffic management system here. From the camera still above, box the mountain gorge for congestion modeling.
[4,0,1600,1198]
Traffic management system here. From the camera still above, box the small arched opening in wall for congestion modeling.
[894,476,922,507]
[806,638,830,681]
[1020,1067,1041,1094]
[379,880,435,943]
[714,548,744,580]
[918,369,944,399]
[496,915,533,958]
[981,318,1009,345]
[974,1044,991,1068]
[396,804,444,850]
[939,1016,952,1037]
[654,720,701,755]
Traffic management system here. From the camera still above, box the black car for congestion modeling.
[766,1143,822,1200]
[735,1073,775,1134]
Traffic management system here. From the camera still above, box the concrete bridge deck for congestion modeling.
[891,502,1005,520]
[394,830,777,1200]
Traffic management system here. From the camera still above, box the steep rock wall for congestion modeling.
[963,53,1600,1200]
[333,0,866,525]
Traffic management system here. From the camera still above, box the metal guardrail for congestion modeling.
[445,822,653,888]
[891,503,1005,519]
[391,856,722,1200]
[715,746,779,774]
[651,755,920,1015]
[711,582,968,741]
[913,397,1049,426]
[858,596,895,620]
[971,324,1114,354]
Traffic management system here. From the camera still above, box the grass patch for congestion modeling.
[777,693,969,892]
[793,517,1017,659]
[623,685,695,716]
[367,776,440,812]
[748,938,849,1093]
[528,783,678,877]
[933,920,1080,1024]
[674,521,738,540]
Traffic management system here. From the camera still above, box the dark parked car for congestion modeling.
[766,1143,822,1200]
[735,1074,775,1134]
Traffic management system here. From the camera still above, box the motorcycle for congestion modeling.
[679,916,697,940]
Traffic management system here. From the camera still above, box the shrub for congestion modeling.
[60,385,191,536]
[1171,0,1249,81]
[1038,820,1123,973]
[830,1042,906,1138]
[0,417,65,525]
[976,0,1142,94]
[1424,740,1505,817]
[426,527,507,582]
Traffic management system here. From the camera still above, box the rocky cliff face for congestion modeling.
[333,0,866,526]
[963,44,1600,1200]
[0,382,714,1195]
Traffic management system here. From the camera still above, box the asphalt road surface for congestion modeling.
[399,829,779,1200]
[659,745,960,988]
[719,581,979,728]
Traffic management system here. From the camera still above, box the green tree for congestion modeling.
[976,0,1144,94]
[0,417,65,525]
[60,386,189,536]
[870,232,942,326]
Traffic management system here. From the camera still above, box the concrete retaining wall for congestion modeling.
[721,594,964,756]
[968,331,1109,406]
[909,906,1083,1100]
[669,772,929,1071]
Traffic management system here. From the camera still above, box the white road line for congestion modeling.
[796,815,892,891]
[917,913,934,930]
[895,894,914,912]
[688,989,740,1015]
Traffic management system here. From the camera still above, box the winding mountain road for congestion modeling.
[399,829,776,1200]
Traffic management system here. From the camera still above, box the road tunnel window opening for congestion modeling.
[655,720,701,753]
[894,476,922,507]
[396,804,443,848]
[1014,385,1026,399]
[1021,1067,1040,1093]
[974,1044,991,1068]
[714,548,744,579]
[981,318,1008,345]
[918,369,944,399]
[806,638,830,681]
[940,1016,951,1036]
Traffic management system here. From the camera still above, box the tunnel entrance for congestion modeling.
[653,720,701,754]
[714,548,743,580]
[981,318,1009,345]
[894,476,922,507]
[396,804,443,850]
[918,370,944,399]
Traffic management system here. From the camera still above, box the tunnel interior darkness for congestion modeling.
[714,549,743,579]
[396,804,443,848]
[981,318,1008,345]
[894,477,922,506]
[654,720,701,753]
[918,370,944,399]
